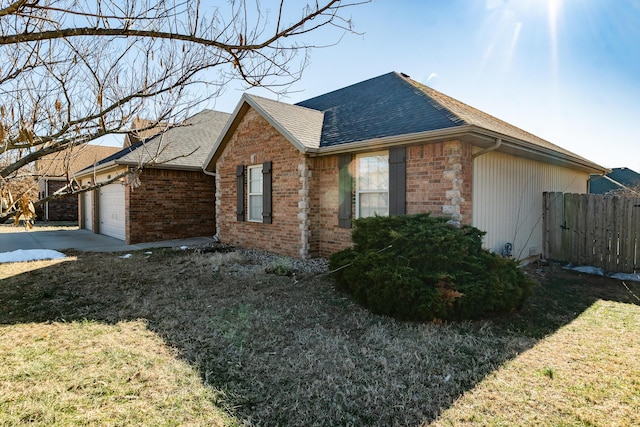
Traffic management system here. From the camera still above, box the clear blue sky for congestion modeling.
[109,0,640,172]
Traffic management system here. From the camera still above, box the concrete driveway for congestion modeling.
[0,225,216,253]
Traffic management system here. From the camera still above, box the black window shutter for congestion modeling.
[389,147,406,216]
[338,154,353,228]
[236,165,245,221]
[262,161,272,224]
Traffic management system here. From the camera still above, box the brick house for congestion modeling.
[203,72,608,260]
[77,109,230,244]
[35,145,121,221]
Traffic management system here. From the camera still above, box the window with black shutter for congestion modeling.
[338,154,353,228]
[236,165,245,221]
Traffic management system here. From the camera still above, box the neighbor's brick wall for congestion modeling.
[216,108,307,258]
[41,180,78,221]
[127,168,215,244]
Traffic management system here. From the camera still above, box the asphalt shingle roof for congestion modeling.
[204,71,605,173]
[82,109,230,174]
[35,145,121,178]
[296,72,465,147]
[589,167,640,194]
[247,95,323,149]
[118,109,230,168]
[296,72,596,165]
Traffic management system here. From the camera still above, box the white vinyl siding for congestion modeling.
[356,152,389,218]
[247,165,263,222]
[472,150,589,260]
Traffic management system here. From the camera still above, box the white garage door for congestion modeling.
[83,191,92,231]
[99,183,126,240]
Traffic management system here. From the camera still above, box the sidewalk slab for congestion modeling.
[0,227,215,253]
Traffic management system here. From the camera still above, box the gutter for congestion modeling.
[472,138,502,158]
[306,125,475,156]
[306,125,606,174]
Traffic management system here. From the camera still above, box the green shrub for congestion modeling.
[329,214,534,321]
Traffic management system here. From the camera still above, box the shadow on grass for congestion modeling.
[1,251,638,426]
[490,263,640,338]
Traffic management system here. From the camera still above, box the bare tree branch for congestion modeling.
[0,0,371,223]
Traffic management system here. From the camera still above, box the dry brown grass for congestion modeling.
[0,320,234,426]
[0,257,75,280]
[431,299,640,426]
[0,222,78,233]
[1,248,639,426]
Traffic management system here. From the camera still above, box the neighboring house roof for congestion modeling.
[123,117,169,148]
[35,145,121,180]
[80,109,231,176]
[589,167,640,194]
[204,72,607,174]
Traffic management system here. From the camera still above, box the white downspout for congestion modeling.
[472,138,502,159]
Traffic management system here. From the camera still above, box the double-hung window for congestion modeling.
[356,152,389,218]
[247,165,263,222]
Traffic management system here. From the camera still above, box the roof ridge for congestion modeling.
[249,93,323,114]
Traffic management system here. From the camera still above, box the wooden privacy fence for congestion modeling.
[543,192,640,273]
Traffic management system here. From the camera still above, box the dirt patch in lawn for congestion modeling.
[1,248,639,426]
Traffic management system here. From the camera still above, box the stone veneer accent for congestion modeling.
[442,140,471,225]
[405,140,472,224]
[298,160,312,258]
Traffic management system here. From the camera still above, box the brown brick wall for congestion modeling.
[311,141,474,257]
[406,140,473,224]
[310,156,354,258]
[216,110,475,259]
[42,180,78,221]
[216,108,307,258]
[127,168,216,244]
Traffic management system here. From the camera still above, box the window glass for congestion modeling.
[248,165,263,222]
[356,153,389,218]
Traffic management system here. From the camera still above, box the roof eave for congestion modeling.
[117,159,204,172]
[468,127,610,174]
[75,160,122,178]
[312,125,475,156]
[312,125,607,174]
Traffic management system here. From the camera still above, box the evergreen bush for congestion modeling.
[329,214,534,321]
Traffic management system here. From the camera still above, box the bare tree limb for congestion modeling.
[0,0,371,223]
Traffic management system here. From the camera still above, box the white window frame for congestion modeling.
[247,164,263,222]
[355,151,389,219]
